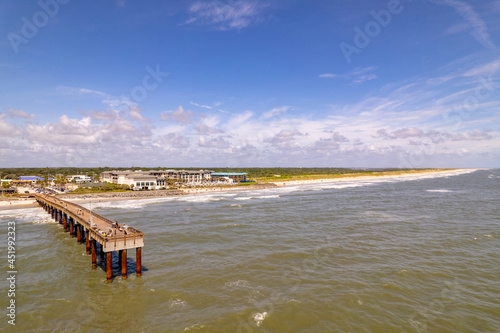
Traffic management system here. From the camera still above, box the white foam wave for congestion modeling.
[225,280,248,288]
[168,299,187,309]
[253,312,268,326]
[0,207,55,224]
[235,195,280,201]
[32,218,57,224]
[427,189,452,193]
[275,169,479,195]
[184,324,205,331]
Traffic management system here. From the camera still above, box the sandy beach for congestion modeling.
[269,169,470,186]
[0,169,470,211]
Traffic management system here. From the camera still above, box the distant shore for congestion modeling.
[0,169,470,211]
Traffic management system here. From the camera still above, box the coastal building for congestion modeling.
[15,176,54,185]
[126,174,162,190]
[100,169,214,189]
[210,173,248,183]
[0,187,16,195]
[67,175,92,183]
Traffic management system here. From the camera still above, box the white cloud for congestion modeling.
[198,136,231,148]
[157,133,190,148]
[194,123,224,134]
[0,108,34,119]
[2,59,499,167]
[319,73,338,79]
[160,106,194,124]
[452,130,492,141]
[262,106,292,119]
[186,0,266,30]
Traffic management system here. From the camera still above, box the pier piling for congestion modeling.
[77,224,81,244]
[86,232,91,254]
[91,239,97,269]
[120,249,127,279]
[106,252,112,282]
[136,247,142,277]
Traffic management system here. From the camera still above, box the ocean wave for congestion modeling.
[168,298,187,309]
[426,189,453,193]
[183,324,205,331]
[253,312,268,327]
[0,207,54,224]
[225,279,249,288]
[235,195,280,201]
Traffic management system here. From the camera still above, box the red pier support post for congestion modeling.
[106,252,112,282]
[69,218,74,237]
[136,247,142,277]
[91,239,97,269]
[120,250,127,279]
[63,214,67,231]
[76,224,81,244]
[86,230,91,254]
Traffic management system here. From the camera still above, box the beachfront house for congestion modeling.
[210,173,248,183]
[126,174,160,190]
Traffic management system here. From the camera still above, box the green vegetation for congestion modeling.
[66,183,131,194]
[0,167,116,180]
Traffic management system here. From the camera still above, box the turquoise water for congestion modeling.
[1,169,499,332]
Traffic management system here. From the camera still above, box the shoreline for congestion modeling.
[268,168,472,186]
[0,169,474,211]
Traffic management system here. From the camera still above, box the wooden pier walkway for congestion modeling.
[34,194,144,282]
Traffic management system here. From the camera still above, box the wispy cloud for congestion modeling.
[262,106,292,119]
[319,67,378,84]
[186,0,266,30]
[433,0,496,49]
[319,73,338,79]
[57,86,136,111]
[190,101,213,109]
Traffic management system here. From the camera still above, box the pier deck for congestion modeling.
[34,194,144,282]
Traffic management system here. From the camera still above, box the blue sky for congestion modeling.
[1,0,499,168]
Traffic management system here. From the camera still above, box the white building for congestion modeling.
[100,169,213,189]
[67,175,92,183]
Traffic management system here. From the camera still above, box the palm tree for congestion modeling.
[54,175,67,189]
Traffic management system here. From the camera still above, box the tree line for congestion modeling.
[0,166,386,180]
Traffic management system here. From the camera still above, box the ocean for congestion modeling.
[1,169,499,332]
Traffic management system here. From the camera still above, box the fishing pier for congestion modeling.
[34,194,144,282]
